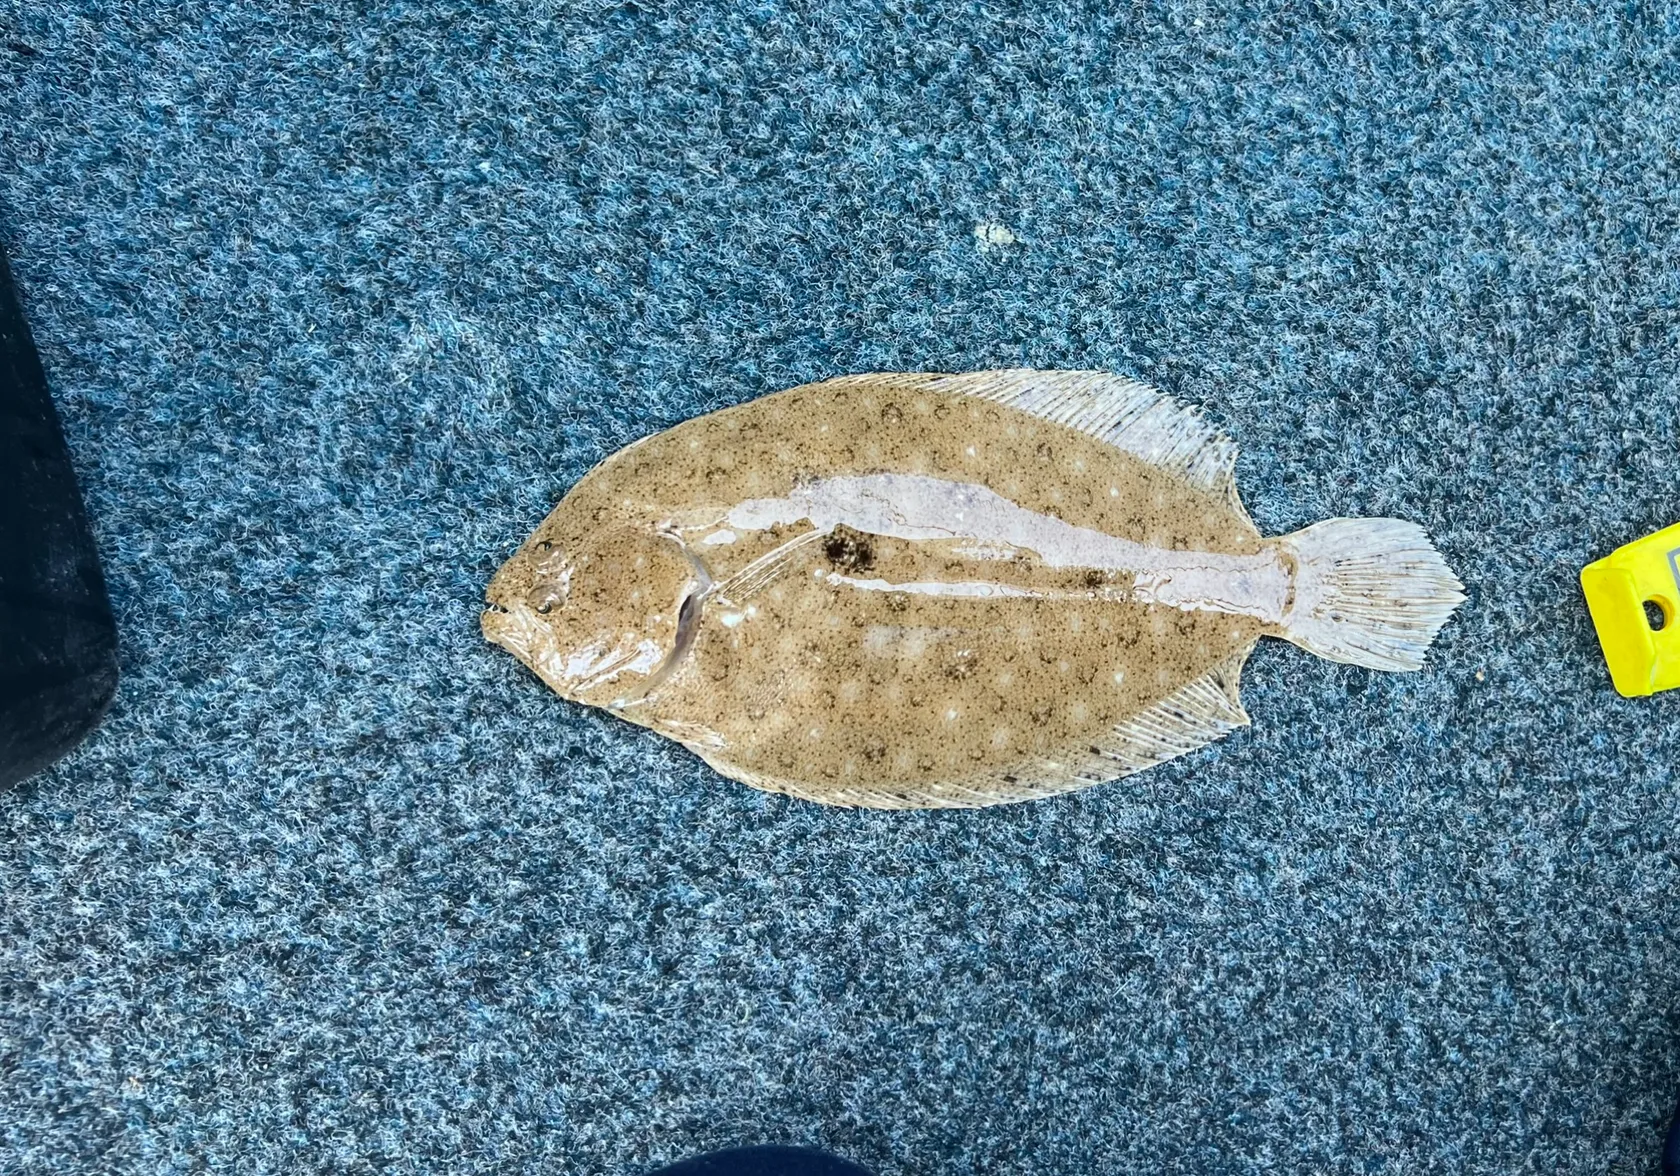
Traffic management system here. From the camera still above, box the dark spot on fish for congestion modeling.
[823,525,876,572]
[882,403,903,424]
[1083,570,1106,588]
[863,739,887,763]
[886,592,909,613]
[1002,774,1020,784]
[943,650,979,680]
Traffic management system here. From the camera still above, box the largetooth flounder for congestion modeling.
[483,371,1464,809]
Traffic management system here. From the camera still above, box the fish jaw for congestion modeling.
[480,593,667,705]
[480,596,568,692]
[481,551,588,700]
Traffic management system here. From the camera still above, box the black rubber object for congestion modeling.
[645,1146,876,1176]
[0,246,117,789]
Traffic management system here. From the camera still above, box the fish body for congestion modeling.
[483,371,1464,808]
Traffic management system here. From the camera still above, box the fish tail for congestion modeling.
[1278,518,1464,672]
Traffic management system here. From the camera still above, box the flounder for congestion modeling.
[483,371,1464,809]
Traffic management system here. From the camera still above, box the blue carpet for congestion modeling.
[4,3,1680,1172]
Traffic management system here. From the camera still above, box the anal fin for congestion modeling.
[1088,645,1252,777]
[700,645,1256,810]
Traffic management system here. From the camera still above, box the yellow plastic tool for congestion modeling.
[1580,521,1680,697]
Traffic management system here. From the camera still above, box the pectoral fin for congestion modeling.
[710,527,831,605]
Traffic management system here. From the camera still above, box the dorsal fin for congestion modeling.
[814,370,1252,528]
[692,646,1255,810]
[928,370,1249,523]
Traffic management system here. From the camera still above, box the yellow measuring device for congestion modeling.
[1580,521,1680,697]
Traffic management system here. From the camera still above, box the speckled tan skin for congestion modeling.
[483,371,1463,808]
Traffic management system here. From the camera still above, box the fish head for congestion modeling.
[482,517,705,709]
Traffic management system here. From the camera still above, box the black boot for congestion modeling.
[0,245,118,789]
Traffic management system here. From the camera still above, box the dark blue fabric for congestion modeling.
[3,3,1680,1173]
[648,1146,874,1176]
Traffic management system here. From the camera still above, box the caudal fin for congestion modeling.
[1279,518,1464,672]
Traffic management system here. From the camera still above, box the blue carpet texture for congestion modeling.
[3,3,1680,1173]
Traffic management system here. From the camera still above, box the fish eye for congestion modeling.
[526,541,574,616]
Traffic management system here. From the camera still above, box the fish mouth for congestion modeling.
[480,561,528,653]
[480,596,543,669]
[481,558,569,691]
